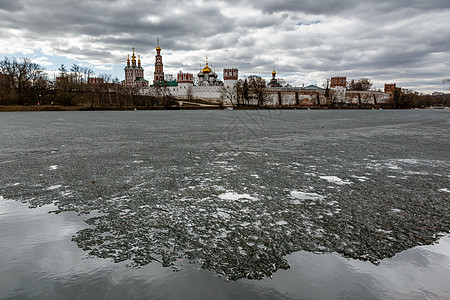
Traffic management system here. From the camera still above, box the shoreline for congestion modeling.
[1,104,448,112]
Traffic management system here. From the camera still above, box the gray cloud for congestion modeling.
[0,1,24,12]
[0,0,449,92]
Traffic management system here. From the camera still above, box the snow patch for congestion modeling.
[276,220,288,226]
[46,185,62,190]
[319,176,352,185]
[218,192,258,201]
[351,175,369,182]
[290,191,325,201]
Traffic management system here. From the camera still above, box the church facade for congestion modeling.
[121,48,149,88]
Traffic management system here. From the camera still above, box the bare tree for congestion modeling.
[186,85,194,102]
[56,64,82,106]
[0,57,46,105]
[235,78,249,105]
[348,78,373,91]
[248,75,266,106]
[83,67,95,84]
[220,85,236,107]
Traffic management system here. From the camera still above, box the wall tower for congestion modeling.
[223,68,238,88]
[330,77,347,88]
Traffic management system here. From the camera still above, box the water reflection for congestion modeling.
[1,194,450,299]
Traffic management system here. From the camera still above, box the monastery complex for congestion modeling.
[121,42,392,107]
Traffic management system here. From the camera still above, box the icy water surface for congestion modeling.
[1,110,449,298]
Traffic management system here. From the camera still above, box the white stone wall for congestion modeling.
[345,91,390,104]
[143,84,391,106]
[191,86,222,101]
[331,86,346,102]
[264,88,323,106]
[223,79,237,89]
[163,84,223,101]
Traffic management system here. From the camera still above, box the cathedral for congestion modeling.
[196,60,221,86]
[121,48,149,88]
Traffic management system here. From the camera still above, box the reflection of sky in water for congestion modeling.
[1,200,449,299]
[0,110,449,296]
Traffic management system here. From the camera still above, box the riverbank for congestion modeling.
[1,104,448,112]
[0,105,85,112]
[0,104,223,112]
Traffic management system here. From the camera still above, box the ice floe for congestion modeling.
[319,176,352,185]
[46,185,62,190]
[290,191,325,201]
[218,192,258,201]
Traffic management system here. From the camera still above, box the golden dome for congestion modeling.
[156,38,161,51]
[132,47,136,63]
[202,63,212,74]
[272,69,276,76]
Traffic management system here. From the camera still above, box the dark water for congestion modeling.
[1,110,449,299]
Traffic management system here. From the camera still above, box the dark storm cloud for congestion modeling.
[248,0,361,15]
[250,0,450,15]
[0,1,24,12]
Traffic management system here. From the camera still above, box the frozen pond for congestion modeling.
[1,109,449,299]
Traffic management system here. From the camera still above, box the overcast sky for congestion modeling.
[1,0,449,93]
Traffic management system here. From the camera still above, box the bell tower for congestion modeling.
[154,39,164,84]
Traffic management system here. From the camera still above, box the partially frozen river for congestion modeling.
[1,109,449,299]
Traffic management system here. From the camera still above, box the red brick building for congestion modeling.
[122,47,149,88]
[330,76,347,88]
[177,72,194,84]
[384,83,396,94]
[88,77,104,85]
[154,39,164,84]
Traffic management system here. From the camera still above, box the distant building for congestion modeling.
[122,48,149,88]
[196,60,222,86]
[153,39,164,84]
[384,83,401,100]
[267,70,282,87]
[330,77,347,88]
[88,77,104,85]
[134,41,390,107]
[177,72,194,84]
[384,83,397,94]
[223,68,238,88]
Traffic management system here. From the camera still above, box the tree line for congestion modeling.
[1,56,448,109]
[0,57,177,108]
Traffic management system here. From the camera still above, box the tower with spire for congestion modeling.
[122,47,149,88]
[153,39,165,84]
